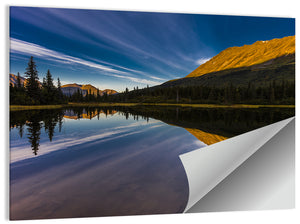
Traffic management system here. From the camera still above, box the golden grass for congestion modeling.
[10,105,67,111]
[139,103,295,108]
[10,102,295,111]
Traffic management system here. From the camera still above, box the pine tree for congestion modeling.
[25,56,40,104]
[57,77,62,91]
[46,69,54,90]
[42,69,56,104]
[42,77,47,88]
[16,72,22,88]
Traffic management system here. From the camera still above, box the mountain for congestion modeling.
[81,84,99,95]
[187,35,295,78]
[61,83,87,96]
[161,35,295,88]
[9,73,43,87]
[61,83,118,96]
[10,74,26,87]
[103,89,118,95]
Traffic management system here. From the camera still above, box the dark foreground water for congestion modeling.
[9,106,294,219]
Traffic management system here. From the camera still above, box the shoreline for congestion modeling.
[10,103,295,111]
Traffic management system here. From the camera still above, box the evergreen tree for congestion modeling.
[57,77,61,90]
[25,56,40,104]
[57,77,64,103]
[16,72,22,88]
[42,69,57,104]
[46,69,54,90]
[42,77,47,88]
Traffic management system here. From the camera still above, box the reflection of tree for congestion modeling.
[113,106,295,138]
[44,115,58,142]
[58,113,63,133]
[27,118,41,155]
[18,124,24,138]
[10,109,65,155]
[10,106,295,155]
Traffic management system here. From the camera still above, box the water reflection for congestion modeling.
[10,107,203,219]
[10,110,64,155]
[64,107,118,120]
[10,106,295,155]
[9,106,295,219]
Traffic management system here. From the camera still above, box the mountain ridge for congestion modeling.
[61,83,117,96]
[160,35,295,89]
[9,74,118,97]
[186,35,295,78]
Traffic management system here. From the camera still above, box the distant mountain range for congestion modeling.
[61,83,118,96]
[9,74,27,87]
[9,74,118,97]
[161,35,295,88]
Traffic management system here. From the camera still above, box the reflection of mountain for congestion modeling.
[10,106,295,155]
[61,83,118,97]
[184,128,227,145]
[117,106,295,140]
[64,109,118,120]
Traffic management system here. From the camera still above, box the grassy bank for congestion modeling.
[10,103,295,111]
[10,104,68,111]
[68,102,295,109]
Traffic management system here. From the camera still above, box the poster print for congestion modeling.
[9,6,295,220]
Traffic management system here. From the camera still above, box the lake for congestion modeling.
[9,106,295,219]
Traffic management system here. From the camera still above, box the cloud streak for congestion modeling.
[10,38,163,85]
[195,57,211,65]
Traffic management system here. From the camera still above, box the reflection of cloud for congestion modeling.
[10,38,162,85]
[195,57,211,65]
[10,120,162,163]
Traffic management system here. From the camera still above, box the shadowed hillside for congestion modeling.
[161,53,295,88]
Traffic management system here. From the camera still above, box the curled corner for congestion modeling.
[179,117,294,212]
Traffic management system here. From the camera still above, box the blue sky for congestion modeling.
[9,7,295,91]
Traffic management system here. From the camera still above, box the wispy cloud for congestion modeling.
[10,38,163,85]
[195,57,211,65]
[45,9,193,74]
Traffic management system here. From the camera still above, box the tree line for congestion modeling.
[10,56,65,105]
[10,56,295,105]
[79,80,295,105]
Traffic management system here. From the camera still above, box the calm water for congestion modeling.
[9,106,294,219]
